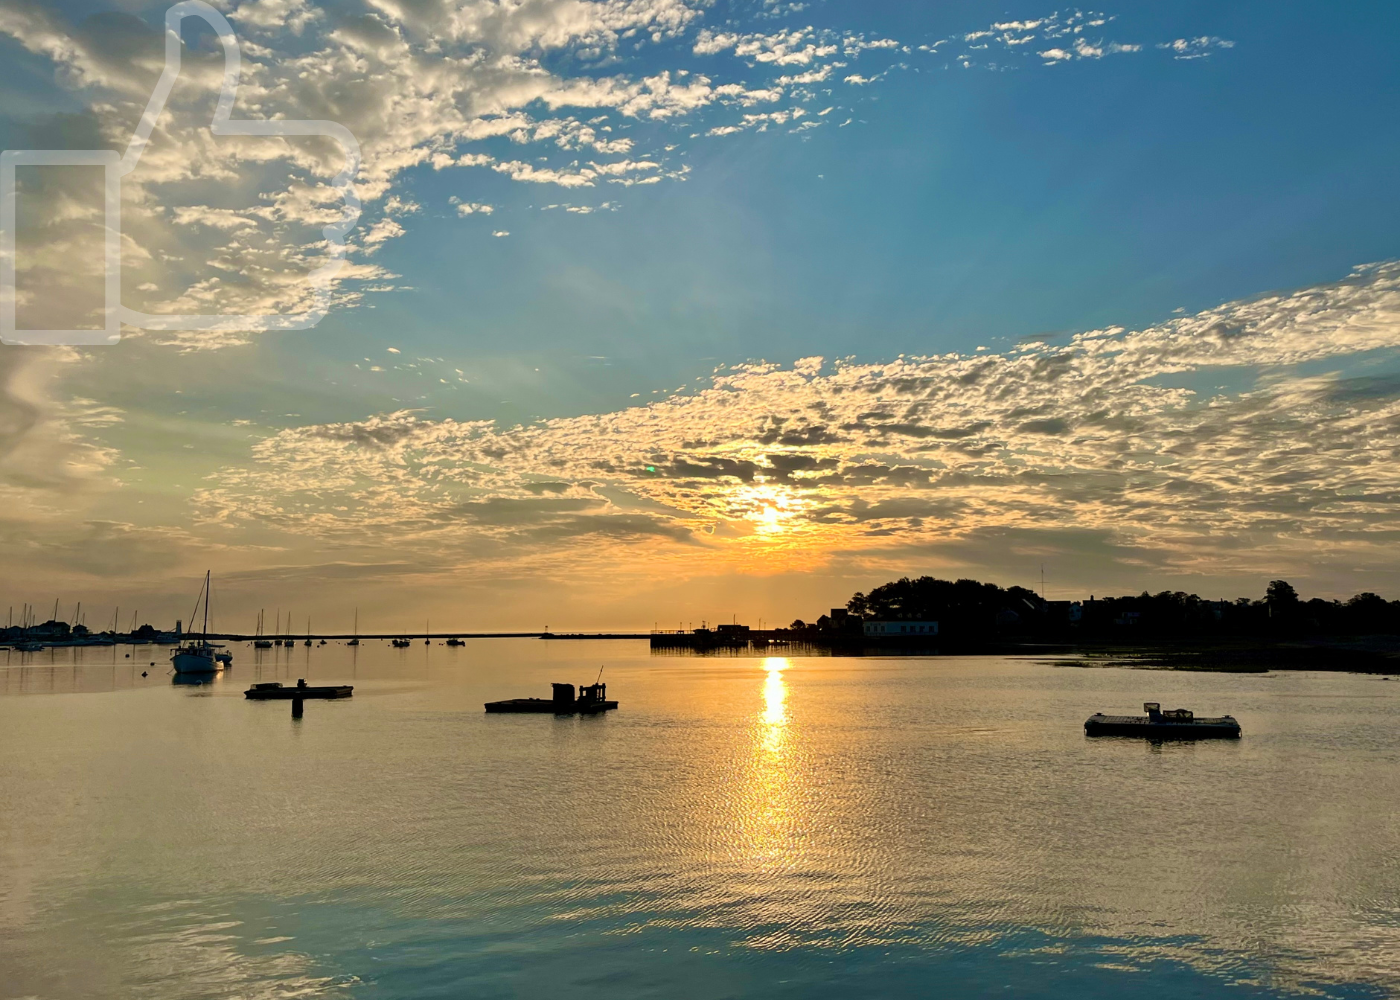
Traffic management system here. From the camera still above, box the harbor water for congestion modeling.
[2,640,1398,998]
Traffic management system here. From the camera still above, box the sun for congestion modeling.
[736,484,808,538]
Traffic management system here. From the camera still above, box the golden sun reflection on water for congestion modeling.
[735,657,801,872]
[762,657,788,730]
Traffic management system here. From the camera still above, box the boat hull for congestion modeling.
[485,698,618,714]
[244,684,353,700]
[1085,714,1240,739]
[172,651,219,674]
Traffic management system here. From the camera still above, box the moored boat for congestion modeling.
[1085,702,1240,739]
[172,641,232,674]
[171,571,233,675]
[486,681,617,714]
[253,609,272,647]
[245,679,353,700]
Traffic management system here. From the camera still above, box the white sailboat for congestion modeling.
[171,571,233,674]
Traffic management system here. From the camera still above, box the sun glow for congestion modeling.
[741,486,804,536]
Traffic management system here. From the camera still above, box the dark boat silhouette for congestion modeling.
[245,679,352,700]
[1085,702,1240,739]
[486,681,616,715]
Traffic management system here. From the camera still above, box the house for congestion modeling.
[863,620,939,637]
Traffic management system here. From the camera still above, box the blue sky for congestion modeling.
[349,3,1394,391]
[217,0,1400,430]
[1,0,1399,628]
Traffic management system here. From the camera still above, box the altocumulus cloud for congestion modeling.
[196,263,1400,583]
[0,1,1219,345]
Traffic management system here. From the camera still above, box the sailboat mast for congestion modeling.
[202,570,210,637]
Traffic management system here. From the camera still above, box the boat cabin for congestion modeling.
[578,682,607,707]
[549,681,610,710]
[1143,702,1194,722]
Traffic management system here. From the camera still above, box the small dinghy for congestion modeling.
[486,681,616,715]
[245,679,353,700]
[1085,702,1240,739]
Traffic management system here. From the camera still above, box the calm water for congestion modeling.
[2,640,1398,999]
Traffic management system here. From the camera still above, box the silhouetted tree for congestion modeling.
[1267,580,1299,607]
[830,575,1400,641]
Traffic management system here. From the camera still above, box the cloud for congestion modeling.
[1158,36,1236,60]
[0,3,1226,344]
[191,262,1400,584]
[911,10,1192,69]
[542,201,619,213]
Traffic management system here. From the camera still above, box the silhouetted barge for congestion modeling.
[486,682,616,714]
[1085,702,1240,739]
[245,679,353,700]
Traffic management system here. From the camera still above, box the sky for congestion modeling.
[0,0,1398,633]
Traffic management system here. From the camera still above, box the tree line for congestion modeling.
[788,576,1400,639]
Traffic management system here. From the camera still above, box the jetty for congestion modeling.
[245,679,353,700]
[486,681,616,715]
[1085,702,1240,739]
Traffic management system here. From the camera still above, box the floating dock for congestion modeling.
[1085,702,1240,739]
[245,680,353,700]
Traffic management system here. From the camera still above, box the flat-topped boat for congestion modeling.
[1085,702,1240,739]
[486,681,616,715]
[245,679,353,700]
